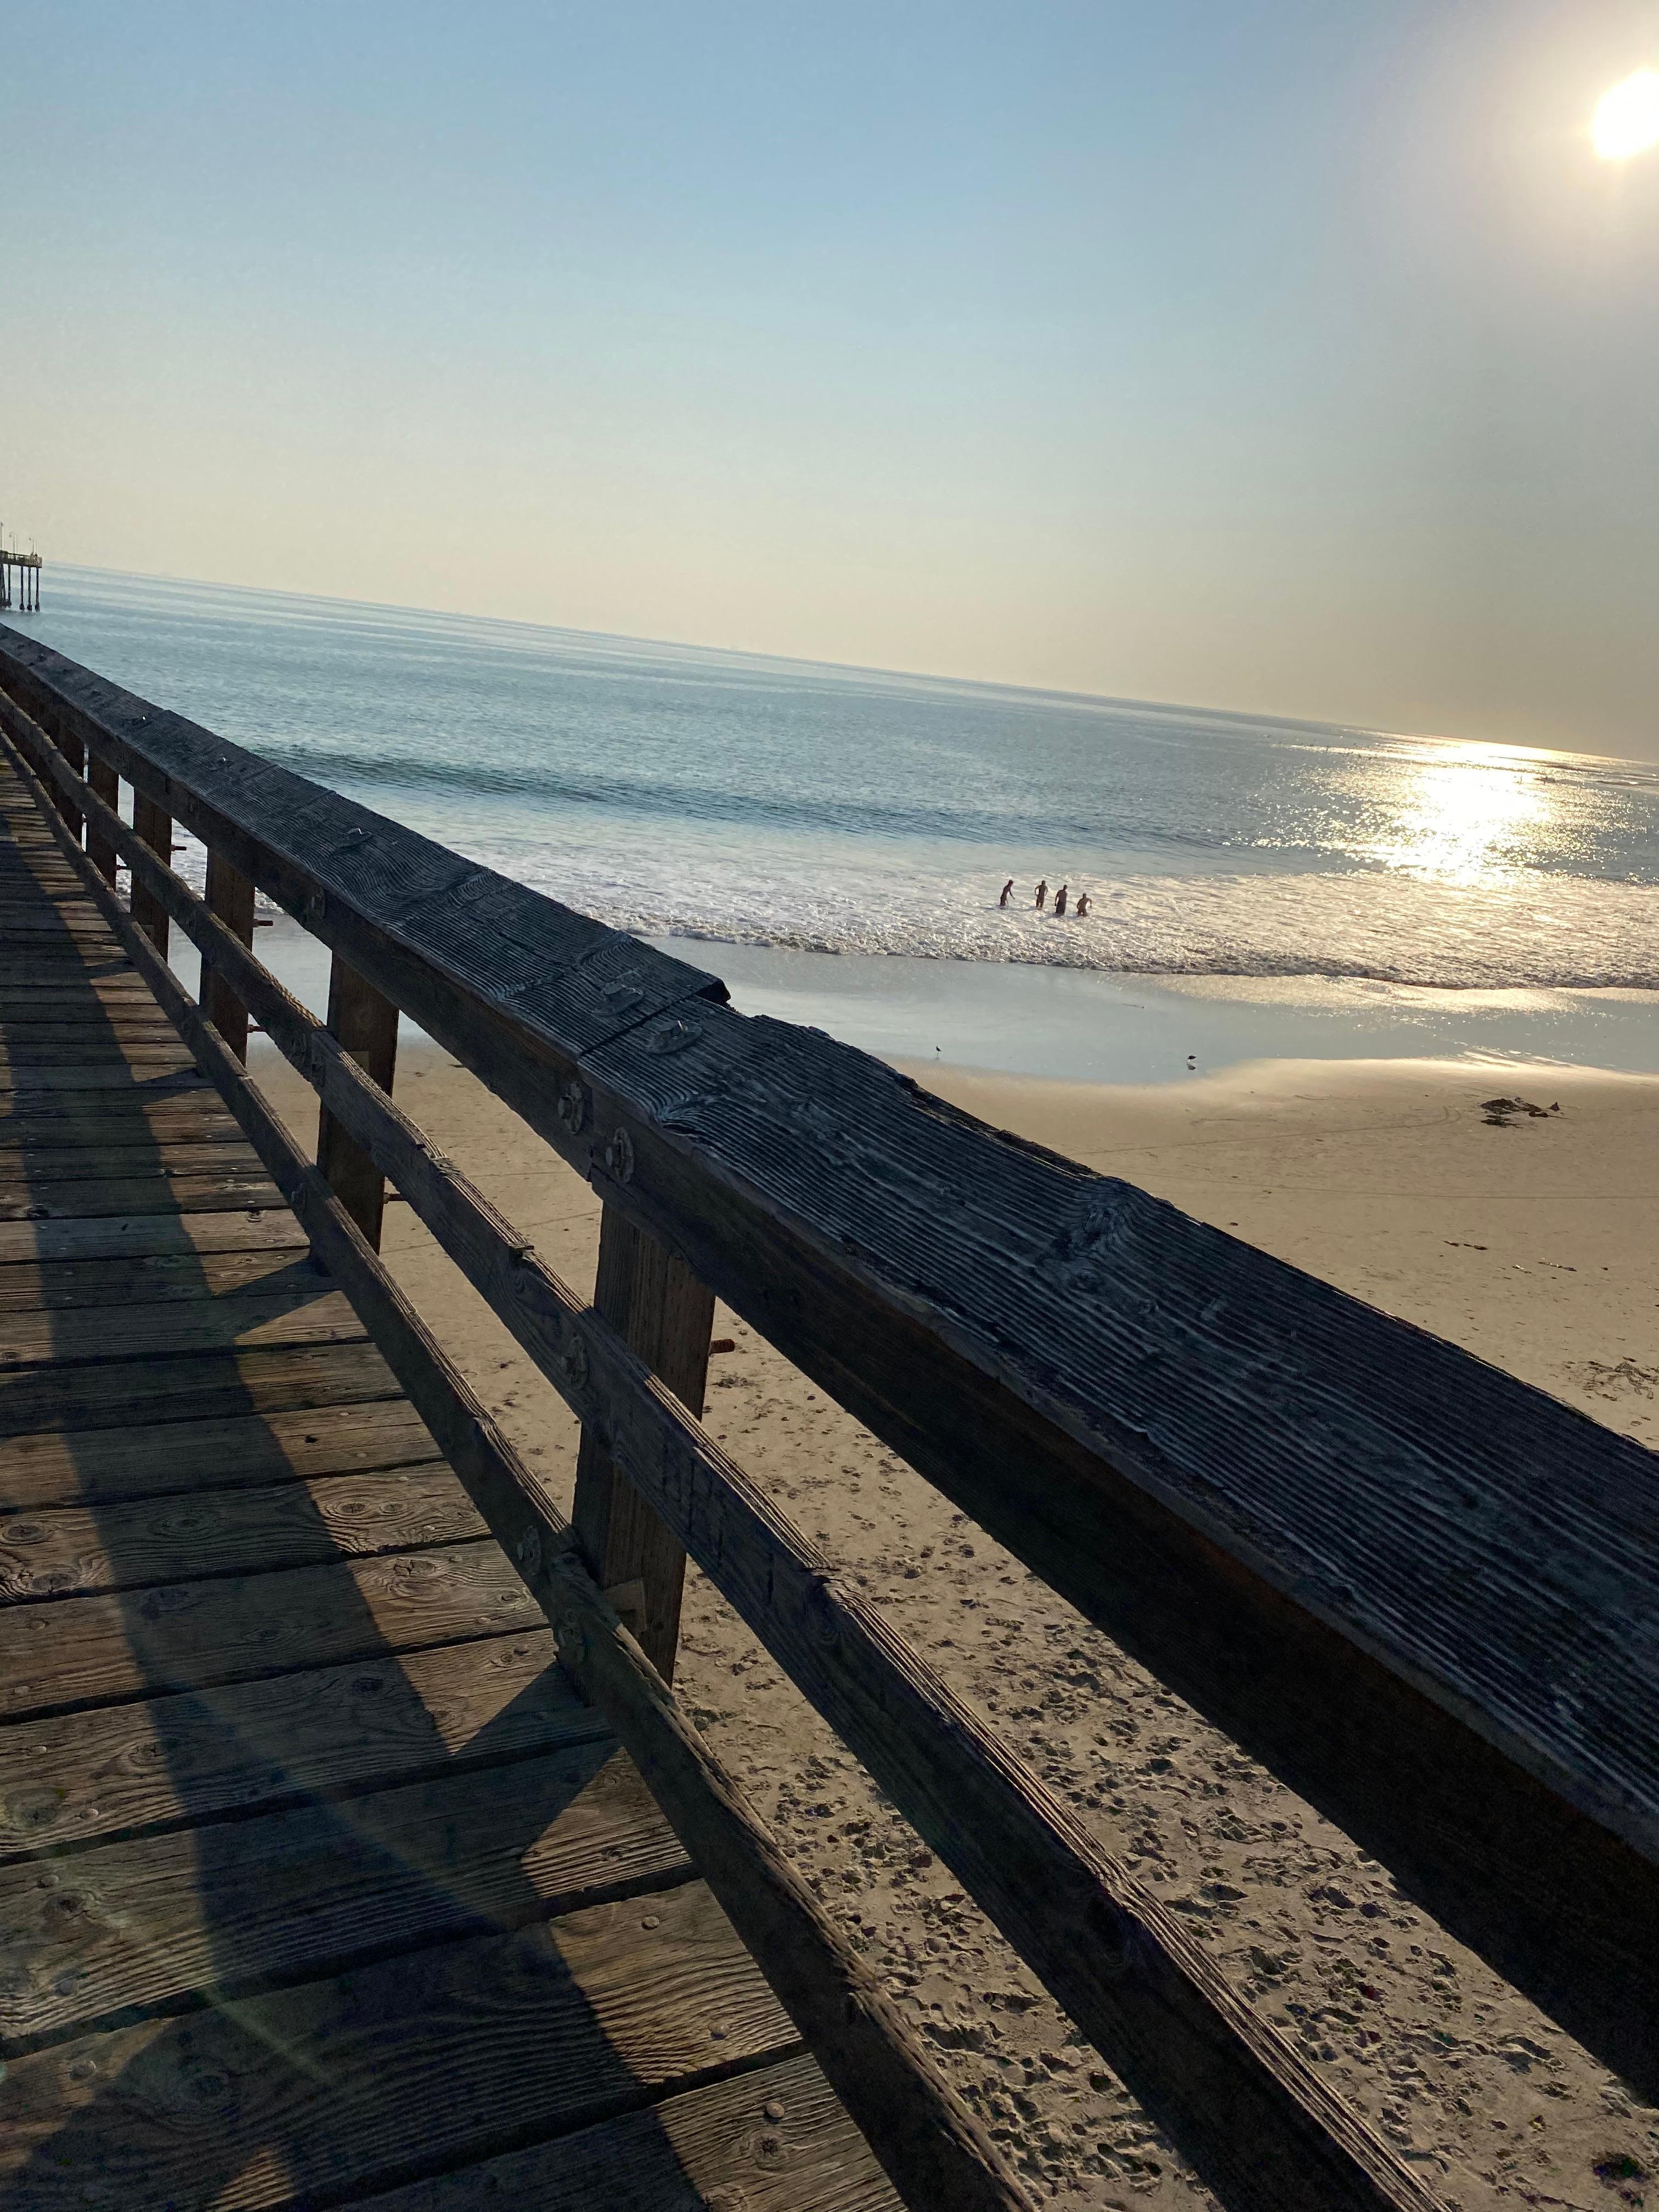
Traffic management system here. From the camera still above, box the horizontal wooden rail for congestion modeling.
[4,630,1657,2104]
[1,701,1437,2212]
[0,713,1034,2212]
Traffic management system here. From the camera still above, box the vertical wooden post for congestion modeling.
[85,754,120,885]
[572,1211,715,1681]
[316,953,399,1248]
[40,708,83,844]
[130,793,172,956]
[201,850,257,1062]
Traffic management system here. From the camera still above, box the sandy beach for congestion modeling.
[256,1040,1659,2210]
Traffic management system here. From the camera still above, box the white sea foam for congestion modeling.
[495,845,1659,993]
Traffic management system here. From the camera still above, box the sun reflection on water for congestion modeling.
[1353,742,1565,885]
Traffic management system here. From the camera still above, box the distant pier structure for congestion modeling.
[0,531,41,613]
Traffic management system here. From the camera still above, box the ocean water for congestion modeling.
[15,565,1659,1081]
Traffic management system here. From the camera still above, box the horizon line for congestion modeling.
[31,557,1637,773]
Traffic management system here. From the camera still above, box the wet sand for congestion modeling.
[254,1041,1659,2208]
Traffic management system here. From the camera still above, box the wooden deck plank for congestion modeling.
[351,2050,900,2212]
[0,1628,597,1857]
[0,1015,185,1046]
[0,1287,364,1373]
[0,1064,212,1095]
[0,1167,285,1221]
[1,1137,268,1182]
[0,1209,307,1267]
[0,952,138,979]
[0,1743,690,2049]
[0,1336,402,1437]
[0,914,123,939]
[0,1538,537,1720]
[0,1105,246,1152]
[0,1039,199,1072]
[0,981,160,1009]
[0,1399,441,1509]
[0,1245,330,1313]
[0,1880,799,2212]
[0,1464,484,1599]
[0,1047,193,1076]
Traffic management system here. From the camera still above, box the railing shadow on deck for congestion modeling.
[0,828,746,2212]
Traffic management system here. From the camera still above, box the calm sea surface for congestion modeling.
[19,566,1659,1079]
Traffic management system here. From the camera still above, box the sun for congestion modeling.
[1593,68,1659,159]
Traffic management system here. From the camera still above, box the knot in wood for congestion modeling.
[1050,1183,1136,1278]
[515,1525,542,1578]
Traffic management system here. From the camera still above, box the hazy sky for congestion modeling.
[4,2,1657,753]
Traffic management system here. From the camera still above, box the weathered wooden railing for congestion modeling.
[3,628,1656,2212]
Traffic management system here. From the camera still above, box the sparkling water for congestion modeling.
[20,566,1659,1079]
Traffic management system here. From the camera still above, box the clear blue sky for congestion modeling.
[4,2,1657,752]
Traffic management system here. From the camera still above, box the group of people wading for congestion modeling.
[998,877,1091,918]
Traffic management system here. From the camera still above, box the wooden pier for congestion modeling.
[0,549,41,614]
[0,625,1656,2210]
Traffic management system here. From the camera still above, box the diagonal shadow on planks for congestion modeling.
[0,777,893,2212]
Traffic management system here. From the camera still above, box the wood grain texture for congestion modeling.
[0,1398,441,1510]
[0,1286,364,1373]
[0,1110,246,1157]
[0,980,156,1009]
[0,1164,284,1220]
[0,1628,601,1855]
[0,1207,306,1267]
[350,2050,900,2212]
[0,1879,798,2212]
[573,1204,714,1679]
[0,1464,483,1599]
[0,1538,535,1719]
[317,951,400,1249]
[0,1244,320,1313]
[0,1012,181,1045]
[201,847,256,1061]
[0,1335,402,1437]
[128,791,170,956]
[0,1063,210,1095]
[0,1141,255,1182]
[0,1743,689,2048]
[84,751,118,885]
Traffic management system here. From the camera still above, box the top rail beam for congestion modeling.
[4,626,1658,2096]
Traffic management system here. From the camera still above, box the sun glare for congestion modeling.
[1593,68,1659,159]
[1357,744,1558,886]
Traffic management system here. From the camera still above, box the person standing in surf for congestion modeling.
[1034,879,1048,909]
[999,878,1014,907]
[1054,883,1069,916]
